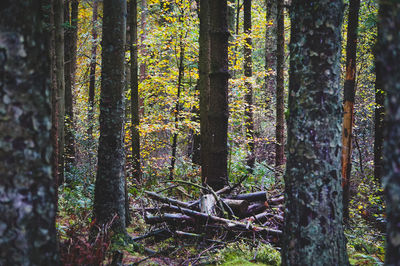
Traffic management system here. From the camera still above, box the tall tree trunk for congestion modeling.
[341,0,360,223]
[94,0,127,233]
[0,1,59,263]
[378,1,400,264]
[88,0,98,139]
[275,0,285,178]
[138,0,147,116]
[52,0,65,186]
[169,38,185,180]
[374,43,385,184]
[243,0,255,172]
[199,0,210,186]
[265,0,277,100]
[130,0,141,182]
[282,0,348,265]
[207,0,229,190]
[64,0,78,177]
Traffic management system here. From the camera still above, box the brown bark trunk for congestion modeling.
[244,0,255,172]
[88,0,98,139]
[341,0,360,223]
[275,0,285,179]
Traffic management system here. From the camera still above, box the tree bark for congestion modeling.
[88,0,98,139]
[282,1,348,265]
[199,0,211,186]
[265,0,277,100]
[52,0,65,186]
[275,0,285,178]
[341,0,360,223]
[377,1,400,264]
[130,0,141,182]
[64,0,78,175]
[0,1,59,263]
[207,0,230,190]
[244,0,255,172]
[94,0,127,233]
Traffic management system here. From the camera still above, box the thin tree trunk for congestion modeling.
[169,38,185,180]
[139,0,147,116]
[64,0,79,176]
[130,0,141,182]
[265,0,277,100]
[207,0,229,190]
[0,1,59,263]
[243,0,255,172]
[282,0,348,264]
[377,1,400,264]
[53,0,65,185]
[88,0,98,139]
[94,0,127,233]
[199,0,211,186]
[341,0,360,223]
[275,0,285,179]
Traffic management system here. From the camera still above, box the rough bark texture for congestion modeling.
[275,0,285,178]
[378,1,400,264]
[64,0,78,173]
[265,0,277,103]
[341,0,360,223]
[88,0,98,139]
[52,0,65,185]
[282,1,348,265]
[199,0,211,186]
[207,0,229,190]
[0,1,59,264]
[130,0,141,182]
[244,0,255,172]
[94,0,127,233]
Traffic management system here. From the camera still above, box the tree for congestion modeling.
[265,0,277,98]
[206,0,230,190]
[275,0,285,178]
[341,0,360,222]
[130,0,141,182]
[244,0,255,172]
[51,0,65,185]
[0,0,59,264]
[378,0,400,264]
[64,0,79,174]
[282,0,348,264]
[93,0,127,233]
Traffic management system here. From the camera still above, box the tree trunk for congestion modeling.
[94,0,127,233]
[244,0,255,172]
[139,0,147,116]
[199,0,211,186]
[169,37,185,180]
[88,0,98,139]
[0,1,59,263]
[275,0,285,178]
[341,0,360,223]
[282,1,348,265]
[265,0,277,100]
[377,1,400,264]
[207,0,230,190]
[130,0,141,182]
[52,0,65,186]
[64,0,78,175]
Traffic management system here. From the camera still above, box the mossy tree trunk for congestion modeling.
[94,0,127,233]
[378,1,400,264]
[341,0,360,223]
[130,0,141,182]
[244,0,255,172]
[207,0,229,190]
[282,0,349,265]
[275,0,285,179]
[0,0,59,264]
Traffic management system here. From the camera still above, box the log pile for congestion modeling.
[139,186,284,245]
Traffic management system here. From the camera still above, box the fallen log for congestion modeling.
[145,213,195,225]
[160,204,282,235]
[200,194,217,215]
[145,191,192,209]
